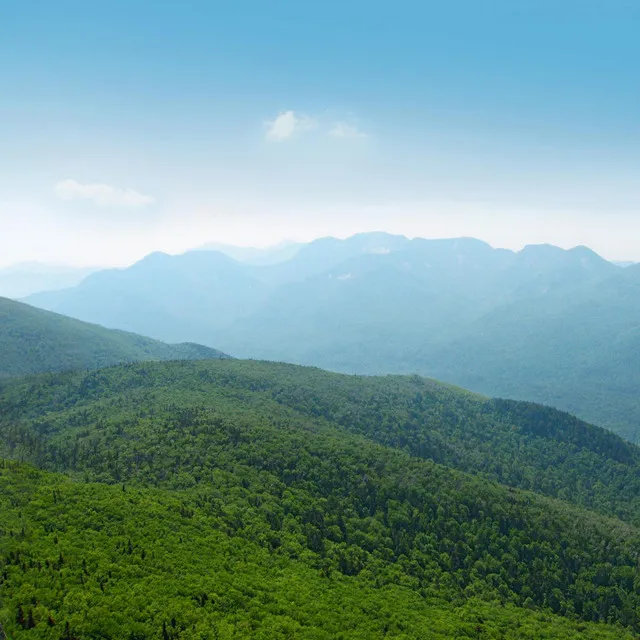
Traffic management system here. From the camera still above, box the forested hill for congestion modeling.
[5,359,635,523]
[0,296,229,378]
[3,359,640,637]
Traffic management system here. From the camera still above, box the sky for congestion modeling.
[1,0,639,267]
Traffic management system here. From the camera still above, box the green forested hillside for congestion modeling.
[1,461,635,640]
[5,359,634,522]
[2,360,640,638]
[0,297,228,378]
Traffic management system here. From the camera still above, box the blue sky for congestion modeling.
[1,0,639,266]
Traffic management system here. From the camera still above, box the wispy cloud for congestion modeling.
[265,110,318,141]
[54,179,155,207]
[328,122,368,139]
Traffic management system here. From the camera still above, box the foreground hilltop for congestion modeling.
[0,296,229,378]
[1,359,640,637]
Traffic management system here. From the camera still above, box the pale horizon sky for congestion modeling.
[1,215,635,270]
[2,1,639,268]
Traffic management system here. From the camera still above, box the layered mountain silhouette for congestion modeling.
[23,232,640,440]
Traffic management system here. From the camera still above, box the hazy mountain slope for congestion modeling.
[213,237,509,363]
[419,264,640,440]
[0,262,97,298]
[215,238,618,368]
[0,297,228,378]
[26,250,270,344]
[2,359,640,636]
[217,255,480,365]
[22,232,640,439]
[24,236,615,362]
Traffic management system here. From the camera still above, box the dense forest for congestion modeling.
[1,460,637,640]
[2,359,640,638]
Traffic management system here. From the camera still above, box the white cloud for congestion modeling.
[265,110,317,141]
[329,122,368,139]
[54,179,155,207]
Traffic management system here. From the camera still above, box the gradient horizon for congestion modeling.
[2,0,639,266]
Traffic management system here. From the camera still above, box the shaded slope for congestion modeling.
[0,297,228,378]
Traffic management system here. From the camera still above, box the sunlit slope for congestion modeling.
[1,462,634,639]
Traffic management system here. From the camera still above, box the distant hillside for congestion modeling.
[0,262,97,298]
[0,297,228,378]
[3,359,640,637]
[415,262,640,441]
[23,232,640,440]
[248,232,411,285]
[26,250,270,344]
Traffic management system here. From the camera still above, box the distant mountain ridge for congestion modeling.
[23,232,640,440]
[0,296,229,378]
[27,250,270,345]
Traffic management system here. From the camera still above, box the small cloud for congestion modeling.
[54,179,155,207]
[329,122,368,139]
[265,110,317,141]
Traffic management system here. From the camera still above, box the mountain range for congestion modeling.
[22,232,640,441]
